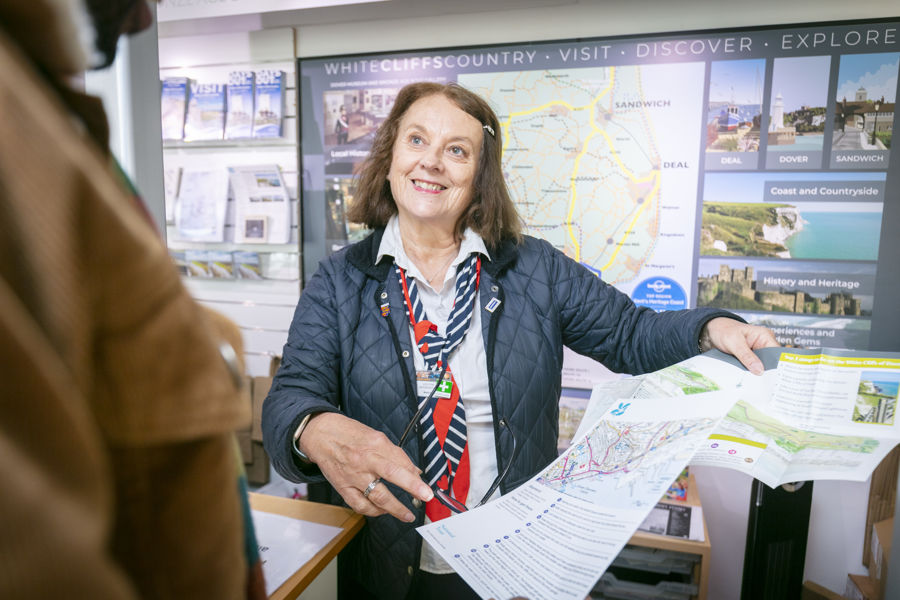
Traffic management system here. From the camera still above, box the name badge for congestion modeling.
[416,369,453,399]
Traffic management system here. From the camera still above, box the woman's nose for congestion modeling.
[419,146,443,171]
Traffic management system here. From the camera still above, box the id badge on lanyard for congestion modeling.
[416,369,453,399]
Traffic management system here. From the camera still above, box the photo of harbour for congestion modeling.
[767,56,831,152]
[706,59,765,153]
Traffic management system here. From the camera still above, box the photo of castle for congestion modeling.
[697,264,870,316]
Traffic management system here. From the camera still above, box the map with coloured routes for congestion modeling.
[460,62,705,287]
[696,397,889,487]
[724,400,880,456]
[537,417,718,509]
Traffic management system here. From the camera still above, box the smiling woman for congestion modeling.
[348,82,521,246]
[262,81,778,600]
[388,95,483,284]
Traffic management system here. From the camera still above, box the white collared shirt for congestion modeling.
[377,215,499,574]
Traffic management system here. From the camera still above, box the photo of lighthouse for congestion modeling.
[767,56,831,152]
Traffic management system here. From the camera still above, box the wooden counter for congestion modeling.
[249,493,364,600]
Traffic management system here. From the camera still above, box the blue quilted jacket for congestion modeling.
[262,228,736,598]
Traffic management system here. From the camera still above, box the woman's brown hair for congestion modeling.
[347,82,522,246]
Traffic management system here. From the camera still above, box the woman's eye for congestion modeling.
[449,146,466,157]
[410,135,423,145]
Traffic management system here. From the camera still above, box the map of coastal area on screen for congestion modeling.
[460,62,705,286]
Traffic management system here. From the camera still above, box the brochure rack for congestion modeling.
[158,28,300,377]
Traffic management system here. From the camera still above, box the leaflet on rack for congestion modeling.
[160,77,189,141]
[252,70,285,138]
[418,387,736,600]
[225,71,255,139]
[173,169,228,242]
[183,82,226,141]
[228,165,292,244]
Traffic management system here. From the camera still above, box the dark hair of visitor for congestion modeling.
[347,82,522,246]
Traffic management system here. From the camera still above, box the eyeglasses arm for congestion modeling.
[476,417,519,507]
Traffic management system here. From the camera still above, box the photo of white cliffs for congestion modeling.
[699,172,883,261]
[701,202,805,258]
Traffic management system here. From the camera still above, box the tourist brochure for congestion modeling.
[692,348,900,487]
[573,347,900,488]
[225,70,255,139]
[173,169,229,242]
[637,502,703,542]
[183,82,226,141]
[163,166,181,224]
[234,251,263,280]
[160,77,189,141]
[207,250,235,279]
[419,347,900,599]
[228,165,292,244]
[252,69,285,139]
[183,250,211,278]
[419,387,735,600]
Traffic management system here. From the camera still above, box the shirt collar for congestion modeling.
[376,215,491,271]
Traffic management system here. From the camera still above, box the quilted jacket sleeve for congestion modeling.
[543,241,740,375]
[262,259,344,483]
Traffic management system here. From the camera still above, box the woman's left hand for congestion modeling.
[701,317,780,375]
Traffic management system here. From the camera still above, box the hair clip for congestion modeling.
[483,124,495,137]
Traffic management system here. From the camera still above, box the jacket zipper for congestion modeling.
[484,278,509,495]
[374,282,425,584]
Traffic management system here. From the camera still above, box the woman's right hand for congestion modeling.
[298,412,434,522]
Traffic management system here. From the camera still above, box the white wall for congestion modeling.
[277,0,899,59]
[157,1,900,597]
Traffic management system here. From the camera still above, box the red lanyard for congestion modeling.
[397,256,482,330]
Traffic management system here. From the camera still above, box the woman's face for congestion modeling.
[388,94,482,234]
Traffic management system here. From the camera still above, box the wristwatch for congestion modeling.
[292,413,316,464]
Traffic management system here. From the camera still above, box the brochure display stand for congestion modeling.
[158,28,300,377]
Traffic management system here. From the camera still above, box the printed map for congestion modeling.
[725,400,879,455]
[572,356,746,443]
[698,399,886,485]
[460,63,705,287]
[538,417,718,509]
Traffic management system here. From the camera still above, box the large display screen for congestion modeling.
[298,18,899,354]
